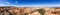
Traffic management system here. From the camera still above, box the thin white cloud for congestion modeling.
[15,1,17,3]
[2,3,4,5]
[0,4,18,7]
[19,4,60,7]
[6,2,10,4]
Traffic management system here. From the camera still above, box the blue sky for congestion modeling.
[0,0,60,7]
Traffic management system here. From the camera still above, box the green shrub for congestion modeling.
[37,9,45,15]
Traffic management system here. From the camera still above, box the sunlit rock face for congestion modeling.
[0,6,15,15]
[44,7,60,15]
[23,7,60,15]
[27,11,41,15]
[23,7,41,15]
[24,8,31,13]
[1,6,60,15]
[24,7,40,13]
[44,8,54,15]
